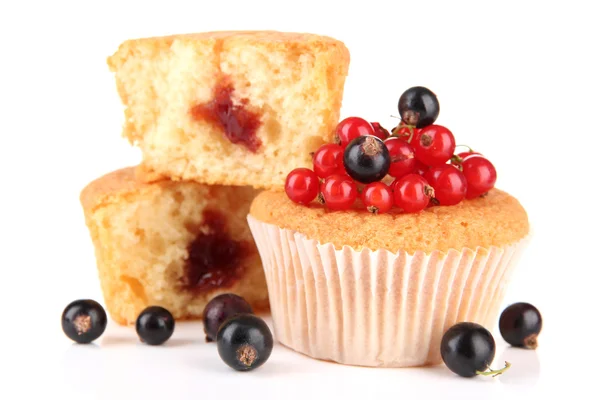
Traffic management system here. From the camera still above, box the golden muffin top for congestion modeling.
[249,188,529,254]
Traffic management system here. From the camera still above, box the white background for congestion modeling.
[1,0,599,399]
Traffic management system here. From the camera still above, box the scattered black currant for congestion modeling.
[499,302,542,349]
[203,293,254,342]
[441,322,510,378]
[135,306,175,346]
[398,86,440,128]
[61,299,108,344]
[217,314,273,371]
[343,135,391,183]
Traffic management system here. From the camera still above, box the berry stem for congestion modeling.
[391,123,416,143]
[475,361,512,377]
[450,154,464,164]
[455,144,475,153]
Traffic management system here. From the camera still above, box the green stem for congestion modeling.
[455,144,474,153]
[475,361,511,377]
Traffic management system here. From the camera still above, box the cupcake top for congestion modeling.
[250,188,529,254]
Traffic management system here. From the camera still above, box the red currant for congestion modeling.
[361,182,393,214]
[370,122,390,141]
[312,143,345,178]
[412,125,456,166]
[391,124,420,142]
[451,151,481,166]
[321,174,358,211]
[335,117,375,147]
[392,174,434,213]
[424,165,467,206]
[414,160,429,176]
[384,137,416,178]
[461,156,497,199]
[284,168,319,205]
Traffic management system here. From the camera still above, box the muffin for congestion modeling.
[246,84,530,367]
[107,30,350,189]
[80,167,269,325]
[248,188,529,367]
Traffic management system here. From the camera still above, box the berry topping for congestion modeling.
[441,322,510,378]
[370,122,390,141]
[361,182,394,214]
[312,143,345,179]
[414,160,429,176]
[335,116,375,147]
[285,168,320,205]
[412,125,456,166]
[190,80,262,152]
[384,137,417,178]
[61,299,107,344]
[424,165,468,206]
[217,314,274,371]
[398,86,440,128]
[499,302,542,349]
[184,210,246,292]
[343,136,391,184]
[320,174,358,211]
[392,174,434,213]
[203,294,254,342]
[135,306,175,346]
[460,155,497,199]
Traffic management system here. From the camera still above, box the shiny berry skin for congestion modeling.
[61,299,107,344]
[414,160,429,176]
[384,137,416,178]
[461,156,497,199]
[370,122,390,141]
[424,165,467,206]
[499,302,542,349]
[312,143,345,179]
[217,314,273,371]
[343,136,391,184]
[412,125,456,166]
[361,182,393,214]
[335,116,375,147]
[441,322,499,378]
[135,306,175,346]
[391,124,420,142]
[393,174,434,213]
[321,174,358,211]
[451,151,481,166]
[203,294,253,342]
[398,86,440,128]
[285,168,319,205]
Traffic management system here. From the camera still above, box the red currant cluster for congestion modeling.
[285,86,497,214]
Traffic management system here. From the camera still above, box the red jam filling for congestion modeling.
[183,210,246,292]
[190,80,262,152]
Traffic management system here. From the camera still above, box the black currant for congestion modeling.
[135,306,175,345]
[499,302,542,349]
[398,86,440,128]
[203,293,254,342]
[441,322,510,378]
[217,314,273,371]
[343,135,391,184]
[61,299,108,344]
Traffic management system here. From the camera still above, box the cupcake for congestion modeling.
[246,87,530,367]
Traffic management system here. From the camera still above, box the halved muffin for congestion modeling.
[80,167,268,325]
[107,31,350,189]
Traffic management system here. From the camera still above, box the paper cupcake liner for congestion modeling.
[247,215,529,368]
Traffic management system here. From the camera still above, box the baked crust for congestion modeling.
[107,31,350,189]
[80,167,268,325]
[249,188,529,254]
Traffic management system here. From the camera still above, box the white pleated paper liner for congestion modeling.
[247,215,529,368]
